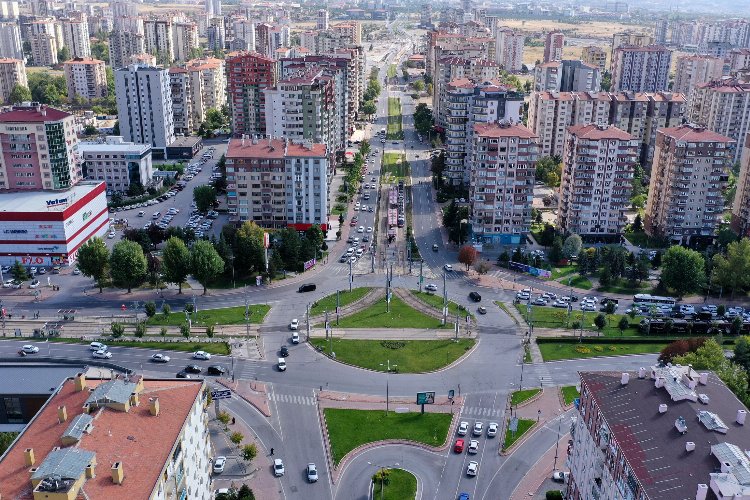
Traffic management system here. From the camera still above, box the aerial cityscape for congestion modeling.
[0,0,750,499]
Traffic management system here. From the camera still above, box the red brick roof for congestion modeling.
[63,57,104,66]
[474,122,537,139]
[227,137,327,158]
[0,105,71,123]
[568,124,635,141]
[659,125,735,144]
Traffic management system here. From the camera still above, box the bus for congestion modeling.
[633,294,677,308]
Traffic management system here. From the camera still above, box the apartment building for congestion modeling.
[109,29,145,70]
[581,45,606,73]
[332,22,361,45]
[0,21,22,59]
[232,19,255,52]
[434,57,499,129]
[0,57,25,104]
[28,18,60,66]
[534,60,600,92]
[443,78,524,185]
[226,51,277,138]
[169,67,192,134]
[207,16,225,52]
[673,54,723,96]
[206,0,220,16]
[63,57,106,101]
[689,79,750,163]
[645,124,733,244]
[558,124,637,237]
[0,374,211,500]
[495,27,524,71]
[0,104,79,190]
[172,22,198,62]
[79,136,152,192]
[0,0,18,19]
[186,57,226,127]
[255,23,289,60]
[731,134,750,236]
[568,367,750,500]
[317,9,329,30]
[114,64,175,157]
[468,122,538,244]
[729,48,750,73]
[611,32,654,52]
[144,19,174,64]
[543,31,564,63]
[61,17,90,58]
[611,45,672,92]
[111,0,138,25]
[226,136,329,229]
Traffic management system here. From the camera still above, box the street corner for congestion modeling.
[217,378,272,417]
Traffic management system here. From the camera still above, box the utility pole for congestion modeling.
[336,290,340,326]
[349,258,353,292]
[454,312,459,341]
[306,302,311,341]
[418,260,423,293]
[442,272,448,325]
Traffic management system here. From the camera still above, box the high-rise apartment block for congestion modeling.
[226,51,277,138]
[255,23,290,60]
[28,18,60,66]
[581,45,606,73]
[0,1,18,19]
[331,22,361,45]
[226,137,329,229]
[186,57,226,127]
[689,79,750,163]
[654,19,669,44]
[558,124,637,237]
[144,19,174,64]
[317,9,329,31]
[111,0,138,27]
[169,67,192,134]
[495,27,524,72]
[534,60,600,92]
[61,17,91,58]
[114,64,175,157]
[0,104,80,190]
[468,123,538,244]
[543,31,564,63]
[79,136,153,191]
[645,124,733,243]
[63,57,107,101]
[731,134,750,236]
[673,54,723,96]
[109,29,145,69]
[232,19,255,52]
[207,17,225,52]
[434,57,499,129]
[0,57,25,104]
[172,22,198,62]
[611,45,672,92]
[729,48,750,73]
[0,21,22,59]
[612,32,654,52]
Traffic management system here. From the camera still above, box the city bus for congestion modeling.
[632,294,677,308]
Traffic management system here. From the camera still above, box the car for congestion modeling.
[459,494,470,500]
[425,283,438,292]
[184,364,202,373]
[466,461,478,476]
[581,303,596,312]
[107,232,115,239]
[151,354,171,363]
[533,297,547,306]
[454,438,465,453]
[457,421,469,436]
[306,463,318,482]
[472,421,483,436]
[552,471,570,483]
[487,422,498,437]
[193,351,211,360]
[29,280,40,289]
[138,211,145,217]
[207,365,227,376]
[22,345,39,354]
[72,268,81,275]
[89,342,108,351]
[52,266,60,274]
[469,291,481,302]
[366,226,373,233]
[432,244,439,251]
[478,306,487,315]
[357,226,365,233]
[516,291,530,300]
[37,268,46,275]
[291,332,300,344]
[92,349,112,359]
[278,357,287,371]
[273,458,285,477]
[290,319,299,330]
[444,264,453,272]
[553,300,568,308]
[299,283,316,293]
[279,346,289,357]
[9,280,21,289]
[213,456,226,474]
[468,439,479,454]
[368,207,373,212]
[29,267,37,275]
[2,279,14,288]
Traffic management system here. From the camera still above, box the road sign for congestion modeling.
[448,389,455,400]
[211,390,232,400]
[509,417,519,433]
[416,391,435,405]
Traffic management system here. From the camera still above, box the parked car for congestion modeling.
[213,456,226,474]
[306,463,318,482]
[273,458,285,477]
[552,471,570,483]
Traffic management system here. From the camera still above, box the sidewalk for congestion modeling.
[503,388,565,455]
[510,433,570,500]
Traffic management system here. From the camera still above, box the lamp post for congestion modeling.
[553,409,563,471]
[367,462,400,500]
[379,360,397,414]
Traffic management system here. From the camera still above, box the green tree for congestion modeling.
[562,234,582,259]
[734,336,750,373]
[76,237,111,292]
[361,100,377,116]
[0,432,18,455]
[241,443,258,461]
[661,246,705,297]
[162,237,192,293]
[206,325,215,338]
[111,322,124,338]
[110,240,147,293]
[674,339,750,406]
[57,46,70,63]
[412,80,425,92]
[594,314,607,335]
[180,323,190,338]
[162,303,171,316]
[144,301,156,317]
[631,213,643,232]
[618,316,629,336]
[712,238,750,297]
[10,261,27,282]
[535,156,562,188]
[413,102,433,134]
[91,41,109,62]
[134,321,146,338]
[190,240,224,294]
[7,84,31,104]
[548,237,564,263]
[230,431,244,446]
[599,266,612,288]
[193,185,217,213]
[234,221,265,273]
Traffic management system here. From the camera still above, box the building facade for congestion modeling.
[645,124,734,244]
[109,28,145,70]
[731,134,750,236]
[63,57,107,101]
[28,18,60,66]
[79,136,152,192]
[611,45,672,92]
[226,51,277,138]
[495,27,524,72]
[689,79,750,163]
[144,19,174,64]
[543,31,564,63]
[534,60,601,93]
[0,21,22,60]
[186,57,226,128]
[61,17,91,58]
[172,22,198,62]
[0,57,25,104]
[673,54,723,96]
[169,67,192,134]
[558,124,637,237]
[581,45,606,73]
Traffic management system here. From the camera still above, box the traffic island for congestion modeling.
[316,293,451,329]
[510,388,542,407]
[536,338,667,361]
[371,468,417,500]
[146,304,270,326]
[560,385,580,407]
[309,287,374,317]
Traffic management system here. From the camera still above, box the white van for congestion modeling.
[277,358,287,371]
[152,212,161,219]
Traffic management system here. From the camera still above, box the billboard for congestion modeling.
[416,391,435,405]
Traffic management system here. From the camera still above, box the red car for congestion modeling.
[454,439,465,453]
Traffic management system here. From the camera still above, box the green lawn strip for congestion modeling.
[386,97,403,139]
[510,388,540,406]
[561,386,580,406]
[551,265,578,280]
[523,345,532,363]
[387,64,396,78]
[411,290,473,320]
[383,152,409,179]
[321,294,450,329]
[146,304,270,326]
[324,408,452,465]
[373,469,417,500]
[503,418,535,451]
[597,278,653,294]
[513,304,640,337]
[310,338,474,373]
[495,301,520,325]
[310,287,372,316]
[48,337,230,355]
[537,342,666,362]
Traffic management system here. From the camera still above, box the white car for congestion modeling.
[467,461,478,476]
[193,351,211,360]
[2,279,14,288]
[29,280,40,289]
[457,421,469,436]
[473,421,483,436]
[151,353,171,363]
[366,227,373,233]
[357,226,365,233]
[22,345,39,354]
[468,439,479,454]
[444,264,453,272]
[273,458,285,477]
[213,456,226,474]
[291,332,300,344]
[425,283,438,292]
[108,232,115,239]
[487,422,498,437]
[93,349,112,359]
[89,342,107,351]
[306,463,318,482]
[290,319,299,330]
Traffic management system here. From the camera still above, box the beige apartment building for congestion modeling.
[673,54,723,96]
[0,57,25,104]
[581,45,606,72]
[63,57,107,101]
[731,134,750,236]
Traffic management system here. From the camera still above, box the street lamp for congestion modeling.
[379,360,397,414]
[367,462,400,500]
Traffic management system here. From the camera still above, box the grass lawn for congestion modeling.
[310,338,474,373]
[49,338,230,355]
[514,304,640,337]
[561,386,580,406]
[382,152,410,179]
[411,290,473,320]
[373,469,417,500]
[564,274,593,290]
[551,265,578,280]
[324,294,450,329]
[537,342,666,362]
[597,278,653,294]
[146,304,270,327]
[387,97,403,139]
[510,388,540,406]
[387,64,397,78]
[324,408,452,465]
[310,287,372,316]
[503,418,535,451]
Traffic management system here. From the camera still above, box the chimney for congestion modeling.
[638,367,646,379]
[686,441,695,452]
[659,404,668,414]
[737,409,747,425]
[149,397,160,416]
[130,392,139,407]
[699,373,708,385]
[85,462,96,479]
[696,484,708,500]
[24,448,35,467]
[111,462,124,484]
[655,377,665,388]
[74,372,87,392]
[621,373,629,385]
[721,461,733,474]
[58,406,67,423]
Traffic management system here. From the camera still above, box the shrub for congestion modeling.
[380,340,406,350]
[217,411,230,425]
[111,322,124,338]
[242,443,258,461]
[206,325,215,338]
[180,323,190,339]
[230,431,244,446]
[575,345,591,354]
[134,322,146,338]
[546,491,563,500]
[160,326,167,337]
[144,301,156,317]
[162,303,171,316]
[184,303,194,313]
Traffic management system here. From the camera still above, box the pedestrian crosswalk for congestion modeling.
[535,364,554,387]
[268,393,316,406]
[462,406,503,418]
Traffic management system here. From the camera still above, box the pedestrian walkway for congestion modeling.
[267,392,316,406]
[509,433,570,500]
[308,287,384,324]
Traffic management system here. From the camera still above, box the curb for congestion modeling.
[512,388,544,409]
[500,420,539,456]
[216,379,271,417]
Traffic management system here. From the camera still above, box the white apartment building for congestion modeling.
[611,45,672,92]
[673,54,723,96]
[534,60,600,93]
[231,19,255,52]
[28,18,60,66]
[172,22,198,62]
[558,124,637,237]
[114,64,175,158]
[0,1,18,19]
[729,48,750,72]
[689,79,750,163]
[206,16,225,52]
[317,9,329,30]
[226,137,329,229]
[144,19,174,64]
[109,29,145,70]
[495,27,524,72]
[79,136,153,191]
[63,57,106,101]
[186,57,226,127]
[0,21,21,59]
[169,67,192,134]
[61,17,91,58]
[434,57,499,129]
[0,57,25,104]
[469,122,538,244]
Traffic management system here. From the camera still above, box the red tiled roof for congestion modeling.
[474,122,537,139]
[659,125,735,144]
[0,105,71,123]
[63,57,104,66]
[568,124,635,141]
[227,137,327,158]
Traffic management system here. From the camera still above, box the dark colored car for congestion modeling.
[184,365,202,374]
[175,371,191,378]
[469,291,482,302]
[432,244,439,251]
[298,283,316,293]
[207,365,227,376]
[279,346,289,357]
